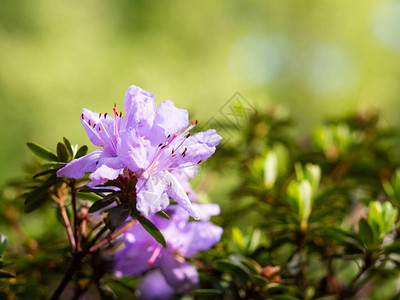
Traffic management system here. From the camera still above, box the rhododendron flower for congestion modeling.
[113,204,222,298]
[57,85,221,219]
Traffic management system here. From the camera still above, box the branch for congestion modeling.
[69,179,79,252]
[90,220,136,252]
[50,226,108,300]
[59,204,76,251]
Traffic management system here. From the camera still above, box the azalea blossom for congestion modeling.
[113,204,223,299]
[57,85,221,219]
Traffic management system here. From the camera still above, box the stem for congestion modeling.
[339,261,370,298]
[70,180,79,252]
[59,204,76,251]
[50,252,82,300]
[89,220,136,252]
[50,226,108,300]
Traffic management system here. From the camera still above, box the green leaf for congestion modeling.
[78,187,116,193]
[249,274,268,286]
[358,218,374,246]
[213,259,249,279]
[384,241,400,254]
[192,289,222,297]
[89,199,115,213]
[241,257,261,274]
[75,145,88,158]
[24,193,50,213]
[109,205,131,227]
[33,169,57,178]
[76,192,102,202]
[63,136,74,157]
[264,150,278,188]
[0,234,6,256]
[27,142,58,161]
[0,271,15,278]
[232,227,245,251]
[156,211,170,220]
[135,214,166,247]
[57,142,69,162]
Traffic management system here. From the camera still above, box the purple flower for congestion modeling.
[113,204,223,298]
[57,85,221,219]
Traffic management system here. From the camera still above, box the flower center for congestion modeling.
[146,121,198,172]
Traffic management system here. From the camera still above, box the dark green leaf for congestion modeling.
[156,211,170,220]
[384,242,400,254]
[33,169,56,179]
[24,193,50,213]
[89,199,115,213]
[27,142,58,161]
[63,136,74,157]
[249,274,268,286]
[78,187,116,193]
[0,271,15,278]
[135,214,166,247]
[109,205,131,227]
[358,218,374,246]
[213,259,249,279]
[192,289,222,297]
[75,145,88,158]
[241,258,261,274]
[57,142,69,162]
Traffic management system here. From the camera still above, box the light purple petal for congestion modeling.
[122,85,156,134]
[164,172,200,220]
[139,270,175,300]
[192,203,220,221]
[56,150,110,179]
[88,164,123,185]
[170,129,222,168]
[151,100,189,144]
[158,252,199,293]
[80,108,118,155]
[117,128,152,172]
[114,242,153,277]
[170,166,199,202]
[179,221,223,257]
[136,172,171,217]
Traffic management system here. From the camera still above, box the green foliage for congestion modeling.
[5,109,400,299]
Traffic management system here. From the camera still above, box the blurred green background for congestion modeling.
[1,0,400,182]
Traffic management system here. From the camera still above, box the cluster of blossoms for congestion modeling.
[57,85,221,218]
[114,204,222,299]
[57,85,223,297]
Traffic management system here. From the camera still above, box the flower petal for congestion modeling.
[139,270,175,300]
[192,203,220,221]
[179,221,223,257]
[81,108,118,155]
[56,150,110,179]
[122,85,156,134]
[89,164,123,185]
[117,128,152,172]
[164,172,200,220]
[158,252,199,293]
[151,100,189,144]
[136,172,171,217]
[170,129,222,168]
[113,243,153,277]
